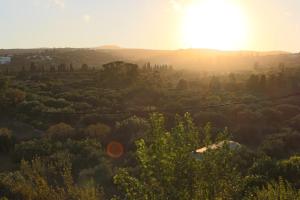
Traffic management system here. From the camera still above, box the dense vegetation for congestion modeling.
[1,55,300,199]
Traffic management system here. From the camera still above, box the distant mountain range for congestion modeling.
[94,48,298,71]
[95,45,121,49]
[1,47,299,72]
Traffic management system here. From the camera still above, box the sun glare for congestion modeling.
[182,0,248,50]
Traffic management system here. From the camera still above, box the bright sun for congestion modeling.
[182,0,248,50]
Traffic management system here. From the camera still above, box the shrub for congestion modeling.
[0,128,15,152]
[46,123,75,140]
[83,123,111,140]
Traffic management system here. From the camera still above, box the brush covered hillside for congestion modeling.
[1,54,300,199]
[1,48,300,72]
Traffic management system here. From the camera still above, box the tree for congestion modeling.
[81,64,89,71]
[4,88,26,106]
[113,113,243,200]
[254,61,260,71]
[209,76,221,92]
[259,74,267,91]
[46,123,75,140]
[176,79,188,90]
[78,158,113,195]
[227,73,237,91]
[279,156,300,187]
[50,65,56,72]
[114,116,149,149]
[30,62,36,72]
[0,76,8,92]
[278,62,285,73]
[0,77,8,106]
[276,104,300,120]
[13,139,107,176]
[194,111,227,127]
[0,128,15,152]
[69,63,74,72]
[83,123,111,141]
[289,114,300,131]
[101,61,139,87]
[247,74,260,92]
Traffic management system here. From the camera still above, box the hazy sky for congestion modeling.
[0,0,300,52]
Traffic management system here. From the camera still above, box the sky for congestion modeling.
[0,0,300,52]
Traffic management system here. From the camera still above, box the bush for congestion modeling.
[0,128,15,152]
[0,157,104,200]
[46,123,75,140]
[246,178,300,200]
[289,114,300,131]
[83,123,111,140]
[114,116,149,149]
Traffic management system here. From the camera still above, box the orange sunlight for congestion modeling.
[181,0,249,50]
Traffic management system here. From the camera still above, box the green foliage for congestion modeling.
[247,155,280,185]
[46,123,75,141]
[79,158,113,186]
[101,61,139,88]
[13,139,109,179]
[276,104,300,119]
[0,87,26,113]
[289,114,300,131]
[194,111,227,127]
[246,178,300,200]
[260,130,300,159]
[83,123,111,140]
[2,58,300,199]
[5,88,26,105]
[204,122,212,146]
[0,128,15,152]
[114,116,149,149]
[0,157,103,200]
[13,139,54,161]
[43,98,70,109]
[278,156,300,187]
[113,113,243,200]
[0,76,8,92]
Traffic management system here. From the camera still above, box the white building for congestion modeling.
[0,56,11,65]
[191,140,241,160]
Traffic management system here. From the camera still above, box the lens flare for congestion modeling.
[106,141,124,158]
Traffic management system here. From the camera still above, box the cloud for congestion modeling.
[83,14,91,23]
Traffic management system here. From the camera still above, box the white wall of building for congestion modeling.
[0,57,12,64]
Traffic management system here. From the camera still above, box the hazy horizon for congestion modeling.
[0,45,297,54]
